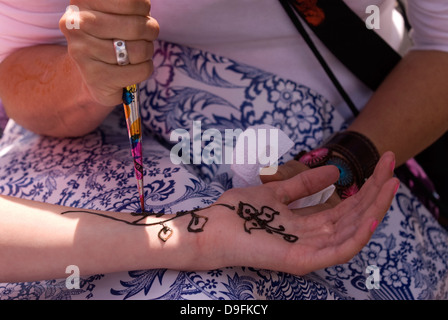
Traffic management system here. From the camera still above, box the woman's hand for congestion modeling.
[59,0,159,107]
[205,152,398,275]
[0,152,397,282]
[0,0,159,137]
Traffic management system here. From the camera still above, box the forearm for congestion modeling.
[0,195,213,283]
[349,50,448,165]
[0,156,397,283]
[0,45,114,137]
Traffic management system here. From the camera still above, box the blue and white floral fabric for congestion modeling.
[0,41,447,300]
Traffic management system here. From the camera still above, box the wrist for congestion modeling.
[296,131,380,199]
[143,204,228,272]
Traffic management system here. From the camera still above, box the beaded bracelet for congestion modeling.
[295,131,380,199]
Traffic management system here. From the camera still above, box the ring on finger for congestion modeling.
[113,39,130,66]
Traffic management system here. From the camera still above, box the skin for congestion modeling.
[0,0,159,137]
[0,2,446,155]
[264,49,448,201]
[0,0,443,283]
[0,152,398,283]
[349,50,448,166]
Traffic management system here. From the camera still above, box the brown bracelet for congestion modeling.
[325,131,380,183]
[296,131,380,199]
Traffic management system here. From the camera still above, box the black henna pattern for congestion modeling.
[60,207,210,241]
[61,202,298,243]
[236,202,299,243]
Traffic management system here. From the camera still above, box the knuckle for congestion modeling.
[140,17,159,40]
[298,171,314,195]
[150,17,160,39]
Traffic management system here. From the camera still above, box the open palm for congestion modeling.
[212,152,398,275]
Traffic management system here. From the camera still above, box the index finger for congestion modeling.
[77,0,151,16]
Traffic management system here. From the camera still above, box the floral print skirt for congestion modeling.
[0,41,447,300]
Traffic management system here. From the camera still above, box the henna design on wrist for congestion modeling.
[61,202,298,243]
[61,207,210,242]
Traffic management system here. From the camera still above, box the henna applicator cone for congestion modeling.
[122,84,145,213]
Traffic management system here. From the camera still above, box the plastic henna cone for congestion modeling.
[122,84,145,213]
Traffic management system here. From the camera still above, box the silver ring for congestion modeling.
[113,39,130,66]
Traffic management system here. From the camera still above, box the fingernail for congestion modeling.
[370,220,379,233]
[390,159,396,173]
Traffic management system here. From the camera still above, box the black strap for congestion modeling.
[282,0,402,91]
[280,0,448,222]
[279,0,359,117]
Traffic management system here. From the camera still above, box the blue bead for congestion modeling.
[327,157,354,187]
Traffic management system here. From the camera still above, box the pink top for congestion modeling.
[0,0,447,115]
